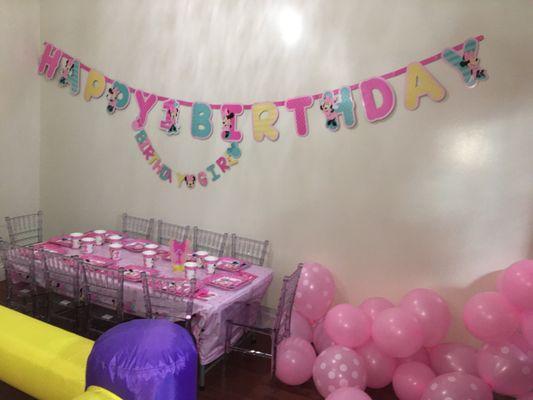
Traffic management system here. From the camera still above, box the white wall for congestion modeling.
[38,0,533,342]
[0,0,41,279]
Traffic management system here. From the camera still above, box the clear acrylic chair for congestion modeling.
[230,234,270,266]
[141,273,196,332]
[225,263,303,376]
[82,262,126,338]
[3,245,47,317]
[192,226,228,257]
[157,220,190,246]
[121,212,154,240]
[5,210,43,246]
[42,251,84,331]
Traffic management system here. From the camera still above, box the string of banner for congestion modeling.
[37,35,487,190]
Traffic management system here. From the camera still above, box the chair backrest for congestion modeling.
[42,251,81,300]
[82,262,125,315]
[230,233,269,266]
[273,263,303,344]
[122,213,154,240]
[192,226,228,257]
[157,220,190,245]
[4,245,36,286]
[0,238,8,267]
[5,211,43,246]
[141,273,195,326]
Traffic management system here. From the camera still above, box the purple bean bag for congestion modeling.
[86,319,197,400]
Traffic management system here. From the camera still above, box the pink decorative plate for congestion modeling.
[215,257,250,273]
[80,254,115,267]
[205,271,257,290]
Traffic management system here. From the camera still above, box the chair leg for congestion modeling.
[225,321,232,354]
[46,293,53,323]
[270,336,277,378]
[198,363,205,389]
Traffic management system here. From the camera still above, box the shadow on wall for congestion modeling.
[436,269,502,347]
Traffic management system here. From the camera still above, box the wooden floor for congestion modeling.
[0,281,510,400]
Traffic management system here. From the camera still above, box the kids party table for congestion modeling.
[17,230,273,367]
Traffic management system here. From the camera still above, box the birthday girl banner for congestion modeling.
[37,35,487,189]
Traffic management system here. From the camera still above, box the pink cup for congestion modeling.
[93,230,106,246]
[184,261,198,280]
[81,237,96,254]
[109,242,123,261]
[70,232,84,249]
[144,243,159,259]
[142,250,157,268]
[204,256,219,274]
[193,250,209,267]
[107,234,122,244]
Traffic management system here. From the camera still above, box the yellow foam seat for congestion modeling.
[72,386,122,400]
[0,305,94,400]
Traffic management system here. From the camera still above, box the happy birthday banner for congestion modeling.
[37,35,487,189]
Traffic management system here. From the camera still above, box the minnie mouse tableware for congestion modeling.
[81,237,96,254]
[34,243,68,256]
[70,232,84,249]
[81,254,114,267]
[93,230,107,245]
[124,240,147,252]
[48,235,73,248]
[142,250,157,268]
[184,262,198,280]
[193,250,208,266]
[107,234,123,244]
[120,265,159,282]
[216,257,250,273]
[204,256,219,274]
[109,242,123,261]
[205,271,257,290]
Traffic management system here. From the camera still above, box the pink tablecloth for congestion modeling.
[26,235,273,365]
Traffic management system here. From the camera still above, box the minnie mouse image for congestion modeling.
[319,95,340,131]
[460,51,487,84]
[58,58,75,87]
[222,109,235,140]
[106,87,120,114]
[165,102,180,135]
[184,175,196,189]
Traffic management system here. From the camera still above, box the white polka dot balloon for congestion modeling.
[294,262,335,322]
[312,345,367,398]
[477,338,533,396]
[420,372,492,400]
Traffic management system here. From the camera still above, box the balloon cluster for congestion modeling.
[275,260,533,400]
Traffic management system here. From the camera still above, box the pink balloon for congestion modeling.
[372,307,424,358]
[518,393,533,400]
[326,387,372,400]
[359,297,394,322]
[313,319,337,354]
[294,263,335,321]
[393,362,435,400]
[312,345,367,397]
[275,337,316,385]
[421,372,492,400]
[499,259,533,311]
[399,347,431,367]
[429,343,478,376]
[477,340,533,396]
[400,288,451,347]
[325,304,371,348]
[522,311,533,349]
[290,310,313,342]
[358,340,398,389]
[463,291,520,343]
